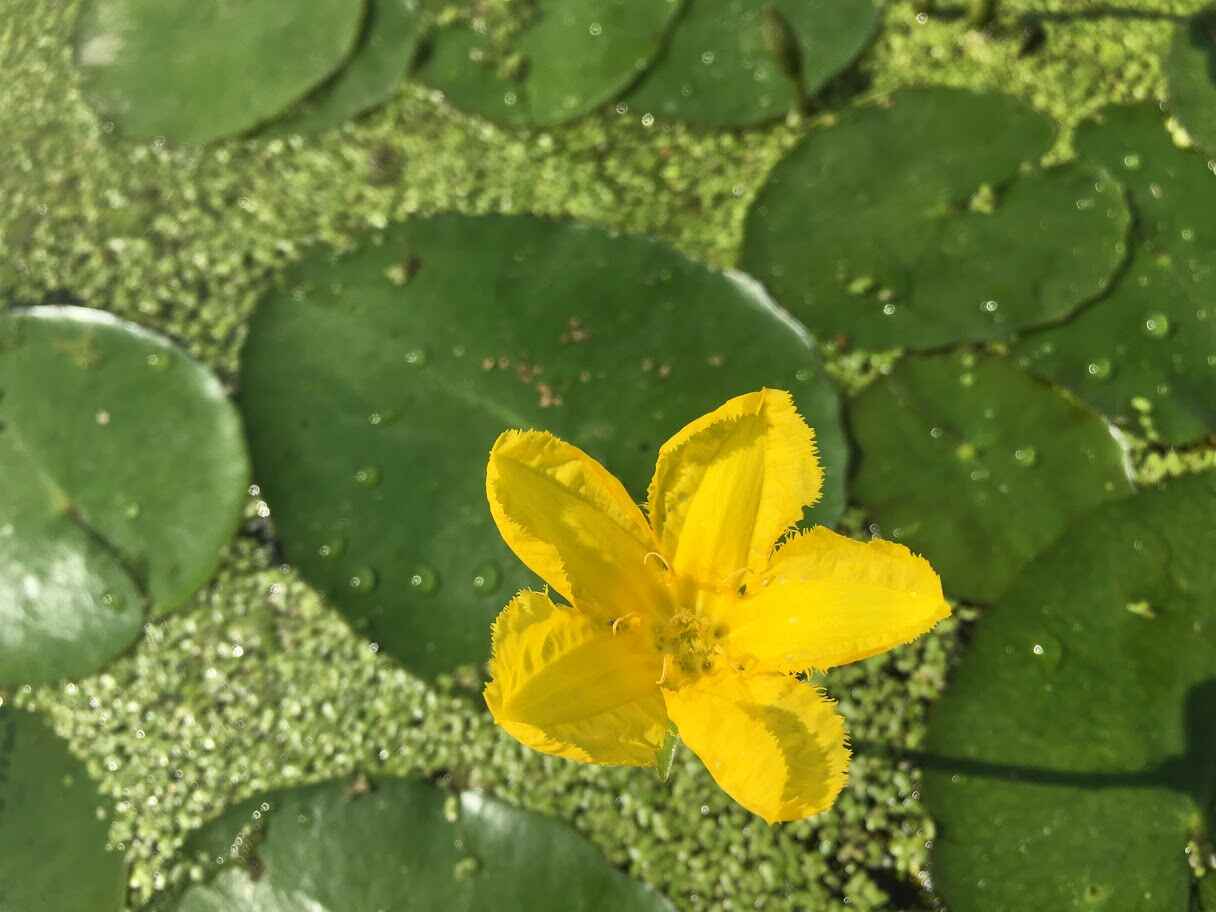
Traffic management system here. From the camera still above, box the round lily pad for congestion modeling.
[74,0,366,143]
[924,472,1216,911]
[265,0,426,136]
[239,214,846,678]
[1166,8,1216,155]
[0,307,249,686]
[0,707,125,912]
[414,0,680,126]
[624,0,878,126]
[740,89,1131,351]
[1016,105,1216,445]
[849,352,1132,604]
[154,777,671,911]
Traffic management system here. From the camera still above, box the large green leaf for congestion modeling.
[1166,8,1216,155]
[239,214,846,677]
[849,352,1132,604]
[0,708,125,912]
[741,89,1131,350]
[923,473,1216,912]
[154,777,671,911]
[1016,105,1216,445]
[0,307,249,686]
[265,0,426,136]
[414,0,680,126]
[74,0,365,143]
[624,0,878,126]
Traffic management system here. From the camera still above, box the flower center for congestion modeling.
[652,607,728,688]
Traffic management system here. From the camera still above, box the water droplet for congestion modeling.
[794,367,813,383]
[1029,633,1063,670]
[123,500,142,519]
[929,426,944,440]
[881,302,897,316]
[404,348,429,367]
[981,299,999,313]
[453,856,480,881]
[317,536,346,560]
[409,564,439,595]
[1013,446,1037,467]
[100,591,125,611]
[353,465,382,488]
[145,352,169,371]
[471,561,501,594]
[348,567,378,594]
[1086,358,1113,380]
[1143,312,1170,339]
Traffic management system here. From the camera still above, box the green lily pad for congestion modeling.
[923,472,1216,911]
[154,777,671,911]
[265,0,426,136]
[624,0,878,126]
[1166,8,1216,155]
[0,707,125,912]
[0,307,249,686]
[74,0,365,143]
[414,0,680,126]
[849,352,1132,604]
[740,89,1131,351]
[239,214,846,678]
[1016,105,1216,445]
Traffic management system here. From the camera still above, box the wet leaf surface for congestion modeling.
[924,473,1216,911]
[849,352,1132,604]
[1017,104,1216,445]
[0,707,125,912]
[155,777,672,911]
[741,89,1130,350]
[74,0,365,143]
[624,0,877,126]
[414,0,680,126]
[0,307,248,686]
[239,214,847,678]
[265,0,426,136]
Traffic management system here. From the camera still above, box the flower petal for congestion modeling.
[647,389,822,587]
[663,671,848,823]
[487,430,667,621]
[726,527,950,673]
[485,589,668,766]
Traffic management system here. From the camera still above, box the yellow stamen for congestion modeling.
[656,654,671,686]
[611,613,638,635]
[643,551,671,572]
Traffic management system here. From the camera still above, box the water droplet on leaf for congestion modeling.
[471,562,501,594]
[349,567,378,594]
[1142,312,1170,338]
[353,465,382,488]
[409,564,439,595]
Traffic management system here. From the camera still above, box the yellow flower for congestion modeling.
[483,389,950,823]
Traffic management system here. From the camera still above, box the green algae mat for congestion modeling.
[5,1,1216,910]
